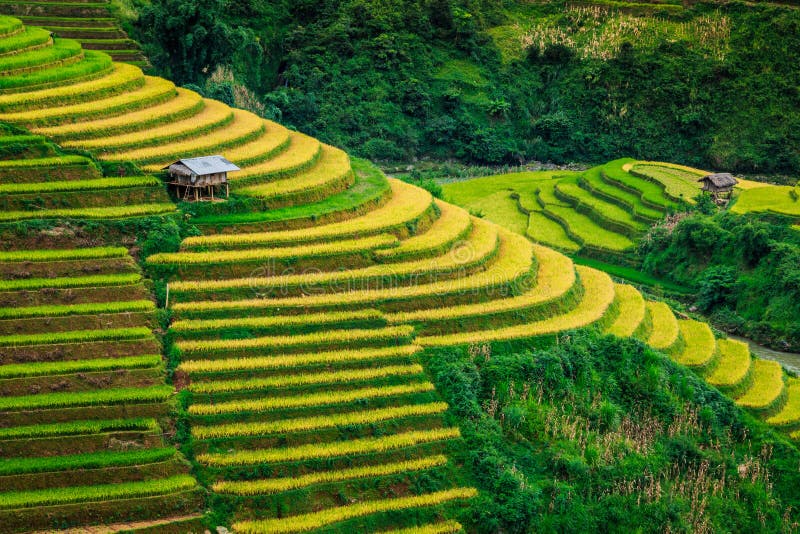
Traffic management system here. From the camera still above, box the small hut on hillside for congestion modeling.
[164,155,240,201]
[698,173,738,203]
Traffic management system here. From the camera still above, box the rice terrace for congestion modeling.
[0,0,798,532]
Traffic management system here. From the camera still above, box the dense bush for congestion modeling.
[426,331,800,532]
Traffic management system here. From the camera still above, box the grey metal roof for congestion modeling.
[163,155,240,176]
[698,173,738,188]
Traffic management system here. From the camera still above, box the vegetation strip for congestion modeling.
[188,364,425,394]
[0,418,160,439]
[0,475,196,509]
[0,300,154,320]
[0,175,161,194]
[380,521,463,534]
[231,487,477,533]
[188,382,435,415]
[0,326,152,347]
[0,354,161,379]
[191,402,449,439]
[0,273,141,291]
[0,447,175,476]
[197,427,460,466]
[170,309,383,333]
[0,246,127,262]
[0,203,176,221]
[0,385,173,411]
[212,455,448,494]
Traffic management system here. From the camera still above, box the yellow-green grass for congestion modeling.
[0,447,176,477]
[0,417,160,439]
[672,319,716,369]
[0,272,140,291]
[0,354,161,379]
[36,88,203,140]
[555,176,646,232]
[197,427,460,467]
[0,326,151,347]
[177,345,421,375]
[187,364,424,395]
[216,120,292,167]
[0,62,141,111]
[236,144,351,201]
[170,309,384,334]
[381,520,463,534]
[601,159,676,210]
[105,108,265,165]
[192,401,449,440]
[0,202,176,221]
[181,179,432,249]
[0,26,50,55]
[0,39,82,77]
[736,359,785,411]
[0,76,176,127]
[170,226,532,314]
[212,455,448,495]
[419,266,614,346]
[167,219,496,296]
[604,284,646,338]
[579,166,664,220]
[0,300,154,320]
[731,186,800,218]
[543,205,635,251]
[0,50,113,95]
[0,475,196,509]
[527,211,581,252]
[766,378,800,428]
[71,98,233,151]
[0,246,127,262]
[150,233,397,266]
[0,16,22,38]
[227,131,321,182]
[0,154,90,170]
[0,385,172,411]
[706,338,752,392]
[386,243,572,324]
[645,301,679,351]
[376,201,472,260]
[0,175,160,194]
[188,382,435,416]
[630,162,703,202]
[231,487,477,534]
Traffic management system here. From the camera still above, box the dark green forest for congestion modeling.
[132,0,800,173]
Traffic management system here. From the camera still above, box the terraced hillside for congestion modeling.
[0,0,148,66]
[0,246,203,533]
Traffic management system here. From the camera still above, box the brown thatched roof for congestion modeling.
[698,173,738,188]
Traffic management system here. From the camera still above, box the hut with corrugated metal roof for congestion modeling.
[698,173,738,202]
[164,155,240,201]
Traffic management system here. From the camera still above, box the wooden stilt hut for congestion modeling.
[164,155,240,202]
[698,173,738,204]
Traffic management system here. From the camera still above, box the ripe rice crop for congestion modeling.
[0,385,173,411]
[181,179,431,249]
[176,325,414,356]
[107,108,265,164]
[0,354,161,379]
[231,487,477,533]
[236,144,351,200]
[0,154,90,169]
[198,427,460,466]
[604,284,646,338]
[149,234,397,265]
[188,364,424,394]
[0,203,176,221]
[0,246,127,262]
[673,320,716,368]
[731,185,800,219]
[0,76,175,125]
[706,338,751,389]
[0,418,159,439]
[766,378,800,427]
[0,474,196,509]
[208,120,291,167]
[0,299,154,320]
[645,301,679,350]
[736,360,785,410]
[191,401,449,439]
[212,455,448,495]
[189,382,435,415]
[0,175,161,194]
[0,63,142,111]
[73,98,232,151]
[170,309,383,334]
[229,131,321,183]
[375,201,472,260]
[0,447,175,476]
[178,345,421,374]
[37,88,203,140]
[419,266,614,346]
[0,326,152,347]
[631,163,704,201]
[382,520,463,534]
[0,272,141,292]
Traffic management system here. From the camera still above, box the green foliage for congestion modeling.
[0,447,175,476]
[425,331,800,532]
